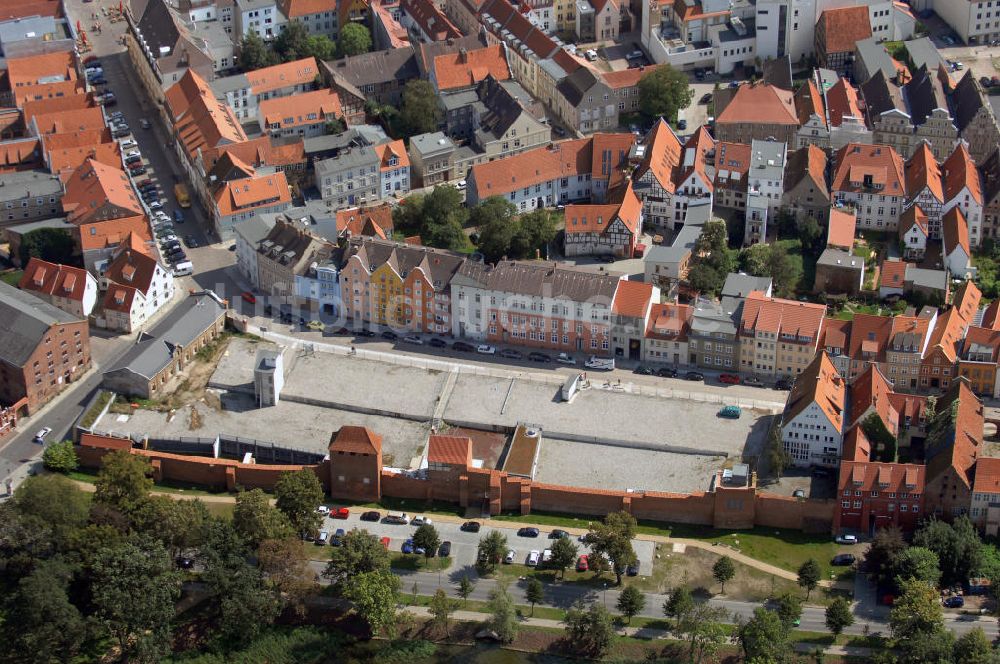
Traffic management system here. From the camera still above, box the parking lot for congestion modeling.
[315,510,657,576]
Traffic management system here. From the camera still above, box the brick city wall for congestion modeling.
[78,433,834,533]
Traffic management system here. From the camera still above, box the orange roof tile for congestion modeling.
[565,179,641,237]
[30,107,106,135]
[926,307,967,364]
[943,207,970,257]
[11,80,85,107]
[716,83,798,127]
[330,425,382,454]
[973,456,1000,495]
[817,6,872,54]
[18,258,91,303]
[672,0,729,21]
[925,379,982,488]
[982,300,1000,330]
[794,78,825,125]
[827,208,856,250]
[611,280,654,318]
[826,77,864,127]
[962,326,1000,364]
[832,143,906,197]
[401,0,461,41]
[374,139,410,172]
[76,215,152,252]
[165,70,248,161]
[953,280,981,324]
[0,137,42,171]
[880,259,909,289]
[838,460,925,494]
[898,205,928,239]
[740,291,826,341]
[0,0,62,19]
[245,57,320,95]
[783,351,846,432]
[202,135,307,172]
[214,172,291,218]
[635,118,682,193]
[433,44,510,91]
[941,143,981,205]
[645,302,692,340]
[905,142,944,202]
[259,88,343,129]
[471,137,589,196]
[105,246,162,295]
[21,94,94,127]
[5,51,76,89]
[427,434,472,466]
[336,203,395,239]
[280,0,336,17]
[102,283,141,313]
[841,426,872,462]
[848,364,898,431]
[61,158,142,224]
[676,127,715,193]
[820,317,851,351]
[847,313,893,362]
[602,64,662,90]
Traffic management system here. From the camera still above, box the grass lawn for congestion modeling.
[0,270,23,286]
[391,553,453,572]
[68,468,233,498]
[774,238,816,294]
[203,502,234,519]
[342,496,465,519]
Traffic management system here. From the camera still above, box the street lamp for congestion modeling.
[603,582,608,608]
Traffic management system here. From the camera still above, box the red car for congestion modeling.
[576,554,589,572]
[241,291,256,304]
[719,373,740,385]
[380,536,391,551]
[333,507,350,519]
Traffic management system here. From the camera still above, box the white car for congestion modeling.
[149,201,163,209]
[456,179,467,190]
[402,335,423,345]
[835,534,858,545]
[526,550,541,566]
[476,344,496,355]
[33,427,52,443]
[504,549,516,564]
[316,505,330,516]
[556,352,576,365]
[120,139,137,150]
[411,515,432,526]
[125,150,141,159]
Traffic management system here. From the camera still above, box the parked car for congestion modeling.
[33,427,52,443]
[634,365,654,375]
[402,335,423,345]
[576,554,589,572]
[331,529,345,546]
[173,209,185,223]
[460,521,481,532]
[438,541,452,557]
[527,550,541,566]
[684,371,704,381]
[167,252,187,264]
[719,373,740,384]
[379,536,391,550]
[381,330,398,341]
[120,139,138,150]
[528,351,552,363]
[517,527,540,538]
[656,366,677,378]
[183,235,199,248]
[793,489,806,498]
[699,92,712,104]
[241,291,256,304]
[556,352,576,365]
[452,341,475,352]
[332,507,350,519]
[742,375,764,387]
[775,378,794,390]
[835,534,858,545]
[504,549,516,564]
[549,529,569,539]
[718,405,741,419]
[832,553,856,566]
[129,165,146,176]
[677,119,687,131]
[411,515,432,526]
[476,344,497,355]
[361,510,381,522]
[626,564,640,576]
[428,338,448,348]
[499,348,522,359]
[315,530,329,546]
[944,596,965,608]
[402,539,414,555]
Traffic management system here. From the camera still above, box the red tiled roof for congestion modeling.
[832,143,906,197]
[962,326,1000,363]
[925,307,967,364]
[259,88,343,129]
[841,426,872,462]
[564,180,641,237]
[716,83,798,126]
[819,317,851,351]
[375,139,410,172]
[102,283,141,313]
[846,313,893,363]
[848,364,897,432]
[838,460,925,494]
[330,425,382,454]
[611,280,654,318]
[30,107,105,135]
[826,77,864,128]
[165,69,247,161]
[952,280,981,324]
[336,203,394,239]
[817,6,872,54]
[104,246,161,296]
[973,456,1000,495]
[214,172,291,217]
[905,142,944,202]
[827,208,856,250]
[61,158,142,224]
[602,65,662,90]
[76,215,152,252]
[943,207,970,257]
[941,143,981,205]
[5,51,76,89]
[0,137,42,172]
[634,118,681,193]
[783,351,846,432]
[401,0,462,41]
[925,380,982,488]
[898,205,928,239]
[740,291,825,340]
[672,0,729,21]
[879,259,909,289]
[427,434,472,466]
[794,79,825,125]
[245,57,319,95]
[645,302,691,340]
[433,44,510,91]
[18,258,90,303]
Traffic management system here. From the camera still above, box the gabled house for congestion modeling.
[898,206,929,260]
[920,306,967,391]
[714,82,799,146]
[643,301,692,366]
[99,238,176,333]
[825,76,873,149]
[924,378,983,518]
[781,145,829,222]
[780,351,846,467]
[951,71,1000,164]
[904,142,945,237]
[258,88,343,139]
[631,119,682,232]
[563,179,642,258]
[212,172,292,240]
[826,208,856,251]
[831,143,906,231]
[18,258,98,319]
[941,143,983,248]
[610,280,659,361]
[794,78,829,149]
[815,6,871,74]
[886,312,934,390]
[942,207,971,276]
[958,326,1000,399]
[738,291,826,379]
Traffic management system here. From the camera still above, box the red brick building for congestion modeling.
[835,453,926,535]
[0,281,90,415]
[327,426,382,502]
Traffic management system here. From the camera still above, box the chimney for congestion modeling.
[459,48,468,63]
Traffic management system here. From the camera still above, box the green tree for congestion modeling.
[891,546,941,589]
[304,34,336,60]
[953,627,1000,664]
[233,488,294,547]
[797,558,821,599]
[638,65,694,122]
[525,577,544,616]
[476,530,508,573]
[91,535,181,663]
[712,556,735,594]
[864,525,906,588]
[767,243,797,297]
[0,559,87,661]
[685,262,721,296]
[663,585,694,626]
[12,474,90,545]
[510,208,559,259]
[344,570,400,636]
[890,579,944,642]
[800,215,824,254]
[201,518,280,644]
[393,186,469,251]
[398,80,442,137]
[258,537,317,617]
[19,228,75,268]
[324,528,391,587]
[774,592,802,628]
[470,196,518,261]
[457,574,475,606]
[41,440,77,473]
[428,587,458,636]
[129,494,209,558]
[412,523,441,565]
[617,584,645,623]
[563,602,615,658]
[678,604,729,664]
[549,536,579,579]
[93,449,153,516]
[735,607,792,663]
[238,30,278,71]
[337,23,372,57]
[824,596,854,636]
[766,423,792,478]
[274,469,324,538]
[861,412,898,463]
[584,511,637,585]
[898,628,955,664]
[913,516,983,587]
[740,242,771,276]
[273,21,310,60]
[486,579,518,643]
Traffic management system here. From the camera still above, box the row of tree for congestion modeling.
[238,22,372,72]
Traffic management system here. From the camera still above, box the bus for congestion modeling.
[174,183,191,208]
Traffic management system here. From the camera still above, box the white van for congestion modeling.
[172,261,193,276]
[542,549,553,564]
[527,550,541,566]
[315,530,329,545]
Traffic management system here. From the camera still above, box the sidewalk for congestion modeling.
[402,605,873,657]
